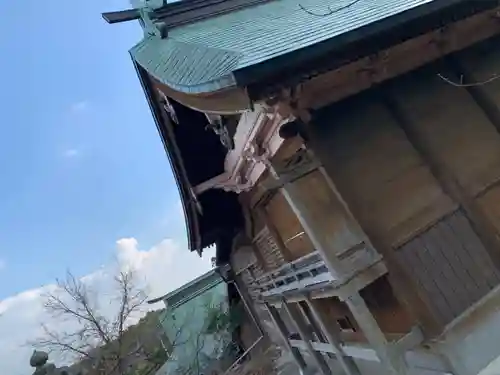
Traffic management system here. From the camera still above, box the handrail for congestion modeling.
[251,245,382,298]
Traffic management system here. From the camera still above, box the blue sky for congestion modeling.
[0,0,197,299]
[0,2,217,372]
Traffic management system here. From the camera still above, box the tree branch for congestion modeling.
[31,268,156,375]
[299,0,362,17]
[437,72,500,87]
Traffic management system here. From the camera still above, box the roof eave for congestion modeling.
[129,36,240,95]
[147,268,220,304]
[132,56,202,252]
[154,72,238,95]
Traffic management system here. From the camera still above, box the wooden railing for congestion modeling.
[251,245,384,300]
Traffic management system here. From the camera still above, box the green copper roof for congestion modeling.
[131,36,241,93]
[130,0,440,94]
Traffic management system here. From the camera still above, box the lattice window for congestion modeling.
[253,227,287,271]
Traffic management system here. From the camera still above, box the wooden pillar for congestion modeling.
[382,87,500,269]
[264,302,308,372]
[305,297,362,375]
[231,280,265,337]
[266,152,410,375]
[305,123,443,336]
[282,301,333,375]
[299,301,328,343]
[266,156,347,279]
[446,55,500,134]
[345,294,408,375]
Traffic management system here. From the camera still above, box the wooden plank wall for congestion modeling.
[262,169,363,261]
[309,36,500,328]
[306,276,415,342]
[359,276,415,339]
[311,93,456,248]
[264,191,314,260]
[398,210,500,325]
[288,170,364,256]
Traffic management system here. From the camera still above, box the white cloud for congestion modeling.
[0,237,215,375]
[63,149,80,158]
[70,101,89,113]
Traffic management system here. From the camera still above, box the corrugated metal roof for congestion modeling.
[131,0,436,93]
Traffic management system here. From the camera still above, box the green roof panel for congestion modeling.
[131,36,241,93]
[130,0,443,93]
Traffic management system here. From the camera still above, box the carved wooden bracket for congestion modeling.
[193,104,290,194]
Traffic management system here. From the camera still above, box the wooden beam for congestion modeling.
[266,148,350,279]
[299,6,500,111]
[305,297,362,375]
[394,326,424,355]
[298,300,329,343]
[264,303,308,371]
[345,293,409,375]
[289,340,381,362]
[101,9,140,24]
[446,55,500,135]
[265,147,410,374]
[382,87,500,270]
[231,280,266,337]
[282,301,333,375]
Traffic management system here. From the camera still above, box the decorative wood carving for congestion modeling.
[205,113,237,150]
[193,104,291,194]
[157,89,178,124]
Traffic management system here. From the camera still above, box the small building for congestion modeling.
[104,1,500,375]
[149,269,241,375]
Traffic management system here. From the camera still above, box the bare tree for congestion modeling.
[31,269,166,375]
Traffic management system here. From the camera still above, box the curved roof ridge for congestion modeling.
[131,36,241,93]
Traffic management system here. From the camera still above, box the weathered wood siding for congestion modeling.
[359,276,415,339]
[397,210,500,325]
[251,138,364,263]
[243,182,313,265]
[309,37,500,327]
[263,191,314,260]
[289,170,363,255]
[260,170,363,261]
[312,94,456,247]
[306,276,414,342]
